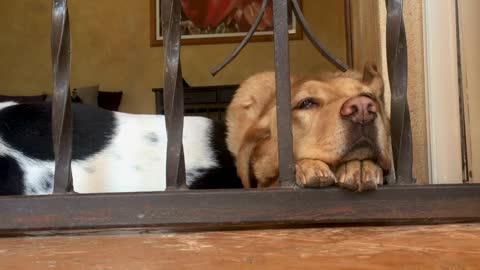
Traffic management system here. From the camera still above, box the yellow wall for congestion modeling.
[404,0,428,184]
[0,0,347,114]
[458,0,480,183]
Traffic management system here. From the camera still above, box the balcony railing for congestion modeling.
[1,0,480,234]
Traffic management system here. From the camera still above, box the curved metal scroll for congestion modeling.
[210,0,268,76]
[212,0,349,76]
[385,0,413,183]
[273,0,295,186]
[162,0,186,189]
[51,0,74,193]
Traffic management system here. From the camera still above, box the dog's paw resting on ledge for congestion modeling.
[226,62,393,191]
[336,160,384,192]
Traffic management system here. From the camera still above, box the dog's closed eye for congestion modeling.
[296,98,320,110]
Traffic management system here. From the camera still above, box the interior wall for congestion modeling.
[458,0,480,183]
[404,0,428,184]
[0,0,347,114]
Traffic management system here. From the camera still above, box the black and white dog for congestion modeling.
[0,101,242,195]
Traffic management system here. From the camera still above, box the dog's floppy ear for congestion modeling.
[236,124,270,188]
[362,61,385,100]
[362,61,379,83]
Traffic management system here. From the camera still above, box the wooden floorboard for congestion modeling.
[1,223,479,269]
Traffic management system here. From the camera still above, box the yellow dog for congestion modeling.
[226,63,393,191]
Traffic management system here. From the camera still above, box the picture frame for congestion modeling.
[149,0,303,46]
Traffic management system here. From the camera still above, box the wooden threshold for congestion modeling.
[1,224,479,269]
[1,184,480,233]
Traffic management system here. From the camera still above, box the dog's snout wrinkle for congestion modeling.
[341,95,377,124]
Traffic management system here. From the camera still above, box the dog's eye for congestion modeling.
[297,98,318,109]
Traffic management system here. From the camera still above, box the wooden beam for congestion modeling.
[1,184,480,233]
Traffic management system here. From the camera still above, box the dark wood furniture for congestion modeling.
[152,85,238,121]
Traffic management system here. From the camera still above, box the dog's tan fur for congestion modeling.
[226,63,393,191]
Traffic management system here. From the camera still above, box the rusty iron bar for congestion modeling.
[272,0,295,187]
[161,0,186,189]
[290,0,348,71]
[210,0,268,76]
[454,0,470,183]
[385,0,413,183]
[2,184,480,232]
[51,0,74,193]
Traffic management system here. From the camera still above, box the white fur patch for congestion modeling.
[72,113,218,193]
[0,111,219,194]
[0,102,18,111]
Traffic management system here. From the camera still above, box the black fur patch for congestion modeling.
[144,132,159,144]
[189,120,242,189]
[42,173,53,191]
[0,103,116,161]
[0,155,25,195]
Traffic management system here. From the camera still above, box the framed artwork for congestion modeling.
[150,0,303,46]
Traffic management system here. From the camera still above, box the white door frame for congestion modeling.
[423,0,463,184]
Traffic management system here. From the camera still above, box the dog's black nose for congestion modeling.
[341,95,377,124]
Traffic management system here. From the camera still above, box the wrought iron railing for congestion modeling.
[51,0,74,193]
[1,0,480,233]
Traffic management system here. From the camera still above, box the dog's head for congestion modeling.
[226,63,393,188]
[288,62,391,171]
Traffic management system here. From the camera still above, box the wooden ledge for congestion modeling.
[1,184,480,233]
[1,223,480,269]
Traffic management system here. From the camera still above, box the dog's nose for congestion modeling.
[340,95,377,124]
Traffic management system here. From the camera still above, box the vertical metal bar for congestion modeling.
[161,0,186,189]
[212,0,348,76]
[454,0,470,183]
[385,0,414,183]
[272,0,295,187]
[51,0,74,193]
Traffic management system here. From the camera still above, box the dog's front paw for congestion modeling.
[336,160,383,192]
[295,159,336,188]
